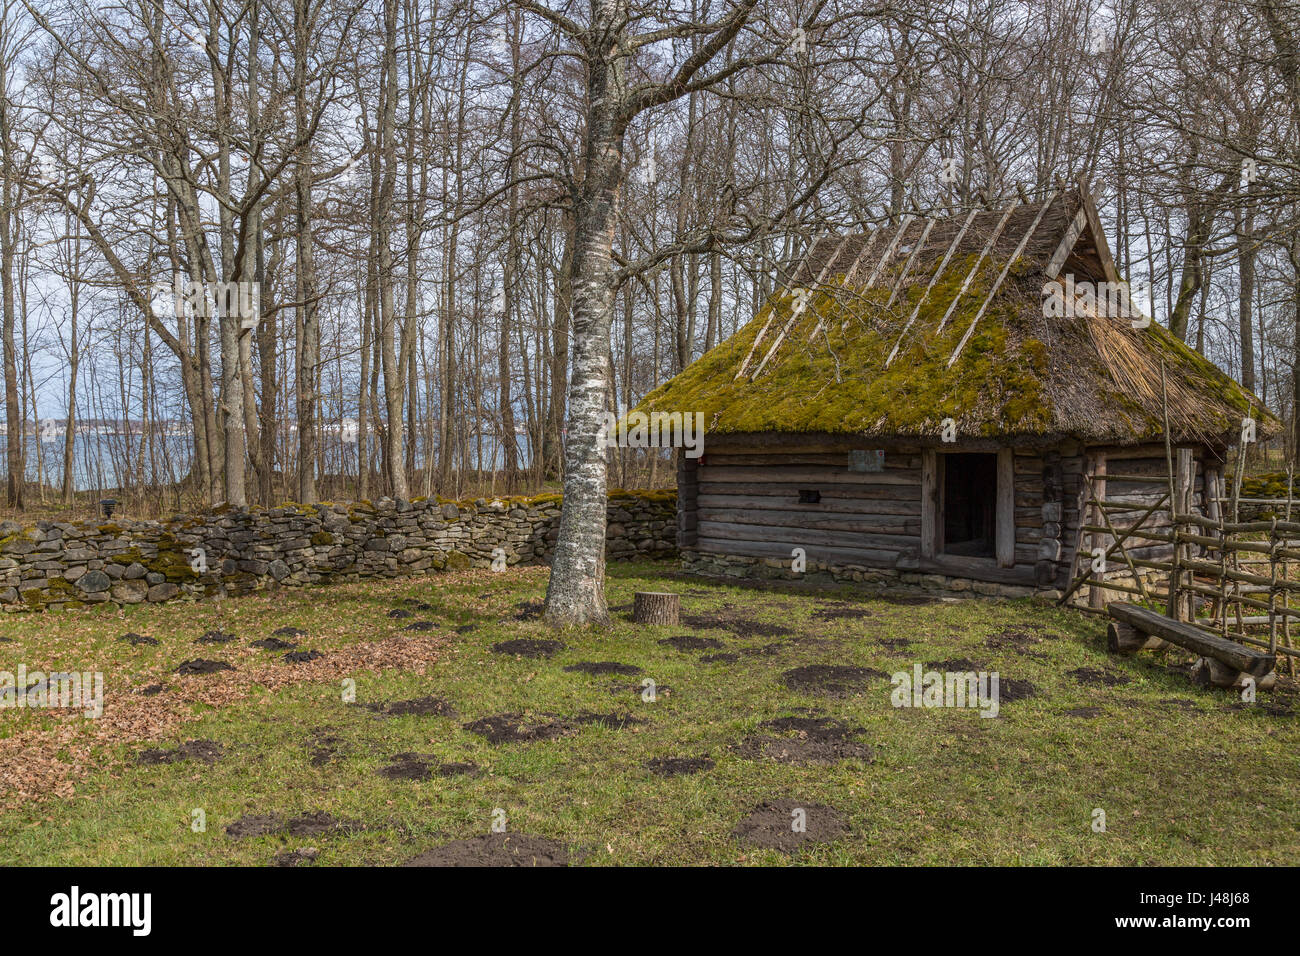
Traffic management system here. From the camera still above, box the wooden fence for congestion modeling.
[1059,396,1297,675]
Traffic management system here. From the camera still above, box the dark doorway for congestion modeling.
[942,453,998,558]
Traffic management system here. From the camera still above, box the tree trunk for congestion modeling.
[544,27,626,626]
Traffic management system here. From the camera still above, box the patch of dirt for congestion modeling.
[455,625,478,634]
[646,756,714,776]
[737,736,875,765]
[0,636,13,643]
[926,658,985,672]
[176,659,235,676]
[513,600,545,621]
[699,652,740,664]
[378,752,436,780]
[224,811,346,840]
[658,635,725,652]
[996,678,1039,702]
[491,638,565,659]
[732,799,847,854]
[284,650,324,664]
[136,684,166,696]
[273,627,308,638]
[273,847,319,867]
[387,608,414,619]
[285,812,344,837]
[136,739,224,765]
[1228,700,1296,717]
[463,711,643,744]
[736,715,874,766]
[306,730,346,767]
[563,661,643,676]
[225,814,283,839]
[119,632,159,646]
[196,630,237,645]
[1066,667,1130,687]
[1064,706,1103,718]
[437,761,481,777]
[681,612,788,639]
[812,604,874,620]
[986,628,1047,651]
[878,638,913,651]
[403,833,568,867]
[780,665,886,696]
[251,637,297,651]
[363,695,457,718]
[403,621,436,632]
[403,600,434,611]
[759,715,858,738]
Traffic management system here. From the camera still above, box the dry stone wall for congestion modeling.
[0,491,676,612]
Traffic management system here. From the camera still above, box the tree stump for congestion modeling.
[633,591,680,626]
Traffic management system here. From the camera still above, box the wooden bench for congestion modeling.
[1107,602,1276,690]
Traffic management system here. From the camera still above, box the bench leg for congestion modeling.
[1107,621,1170,654]
[1191,657,1277,690]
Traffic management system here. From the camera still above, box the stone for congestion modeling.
[268,560,290,582]
[112,580,148,604]
[148,583,180,602]
[75,570,112,593]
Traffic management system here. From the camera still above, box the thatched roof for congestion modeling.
[635,186,1275,448]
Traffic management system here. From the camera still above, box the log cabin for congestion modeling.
[631,185,1279,600]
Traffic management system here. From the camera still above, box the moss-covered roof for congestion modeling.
[635,191,1274,447]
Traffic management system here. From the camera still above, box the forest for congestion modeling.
[0,0,1294,520]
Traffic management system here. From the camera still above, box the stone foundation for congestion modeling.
[0,490,676,612]
[681,549,1063,602]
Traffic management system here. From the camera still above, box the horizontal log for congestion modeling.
[694,535,898,567]
[701,452,920,468]
[699,465,921,486]
[1107,602,1276,675]
[697,519,918,552]
[697,489,921,513]
[697,508,919,535]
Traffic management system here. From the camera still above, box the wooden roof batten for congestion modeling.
[745,182,1103,379]
[946,188,1060,368]
[748,234,851,380]
[884,207,979,367]
[734,240,819,380]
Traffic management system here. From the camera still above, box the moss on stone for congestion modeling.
[311,531,334,546]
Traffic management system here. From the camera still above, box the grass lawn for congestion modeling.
[1,559,1297,865]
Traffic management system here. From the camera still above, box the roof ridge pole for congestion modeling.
[749,235,851,380]
[946,189,1059,369]
[832,213,915,335]
[735,237,819,380]
[883,207,979,367]
[882,217,937,312]
[932,199,1019,336]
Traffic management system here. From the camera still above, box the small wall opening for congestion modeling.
[942,453,998,558]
